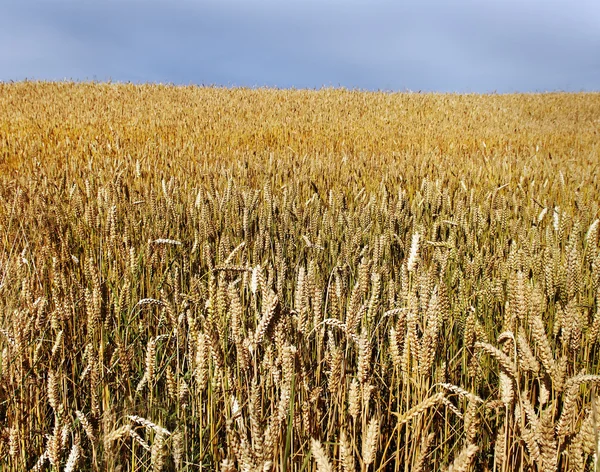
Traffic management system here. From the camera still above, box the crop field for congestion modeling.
[1,82,600,471]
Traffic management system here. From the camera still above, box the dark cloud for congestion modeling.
[0,0,598,92]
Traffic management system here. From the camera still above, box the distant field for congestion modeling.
[0,82,599,471]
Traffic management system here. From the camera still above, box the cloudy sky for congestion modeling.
[1,0,599,92]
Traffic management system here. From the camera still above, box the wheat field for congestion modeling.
[1,82,600,471]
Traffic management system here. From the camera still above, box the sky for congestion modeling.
[1,0,599,93]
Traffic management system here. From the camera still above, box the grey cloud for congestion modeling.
[0,0,598,92]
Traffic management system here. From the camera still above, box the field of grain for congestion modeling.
[1,82,600,471]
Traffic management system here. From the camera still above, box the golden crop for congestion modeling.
[0,82,599,471]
